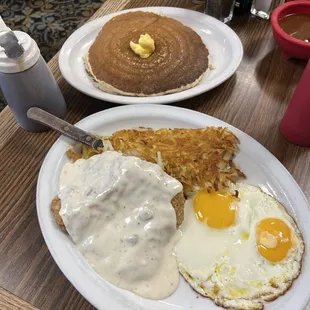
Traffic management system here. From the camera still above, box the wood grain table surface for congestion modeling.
[0,0,309,309]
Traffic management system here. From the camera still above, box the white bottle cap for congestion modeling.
[0,31,40,74]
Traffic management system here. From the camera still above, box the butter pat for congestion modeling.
[130,34,155,58]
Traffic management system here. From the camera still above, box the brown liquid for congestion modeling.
[279,14,310,42]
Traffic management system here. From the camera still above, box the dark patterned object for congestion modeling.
[0,0,104,111]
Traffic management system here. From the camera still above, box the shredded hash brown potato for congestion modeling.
[66,127,245,193]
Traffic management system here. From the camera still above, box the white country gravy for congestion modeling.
[59,151,183,299]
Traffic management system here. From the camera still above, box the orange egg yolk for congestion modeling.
[194,190,236,229]
[256,218,292,262]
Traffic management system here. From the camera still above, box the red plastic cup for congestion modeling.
[271,1,310,146]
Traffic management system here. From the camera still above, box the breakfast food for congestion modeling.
[51,126,304,309]
[51,197,66,232]
[67,127,245,193]
[57,151,183,299]
[175,183,304,310]
[51,189,185,232]
[85,11,209,96]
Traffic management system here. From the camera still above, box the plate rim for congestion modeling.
[37,104,310,310]
[58,6,244,105]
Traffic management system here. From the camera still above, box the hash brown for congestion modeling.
[66,127,246,193]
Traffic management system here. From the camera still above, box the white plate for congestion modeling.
[37,105,310,310]
[58,7,243,105]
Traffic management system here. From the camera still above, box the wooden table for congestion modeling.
[0,0,309,309]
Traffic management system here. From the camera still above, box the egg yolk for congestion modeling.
[256,218,292,262]
[194,190,236,229]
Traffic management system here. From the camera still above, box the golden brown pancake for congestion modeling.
[86,11,209,96]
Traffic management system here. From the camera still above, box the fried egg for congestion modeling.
[175,183,304,310]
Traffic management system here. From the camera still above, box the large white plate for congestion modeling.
[58,7,243,105]
[37,105,310,310]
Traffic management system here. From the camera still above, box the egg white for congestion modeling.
[174,183,304,310]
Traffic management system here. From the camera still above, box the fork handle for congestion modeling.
[27,107,103,150]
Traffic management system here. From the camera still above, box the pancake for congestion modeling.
[85,11,209,96]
